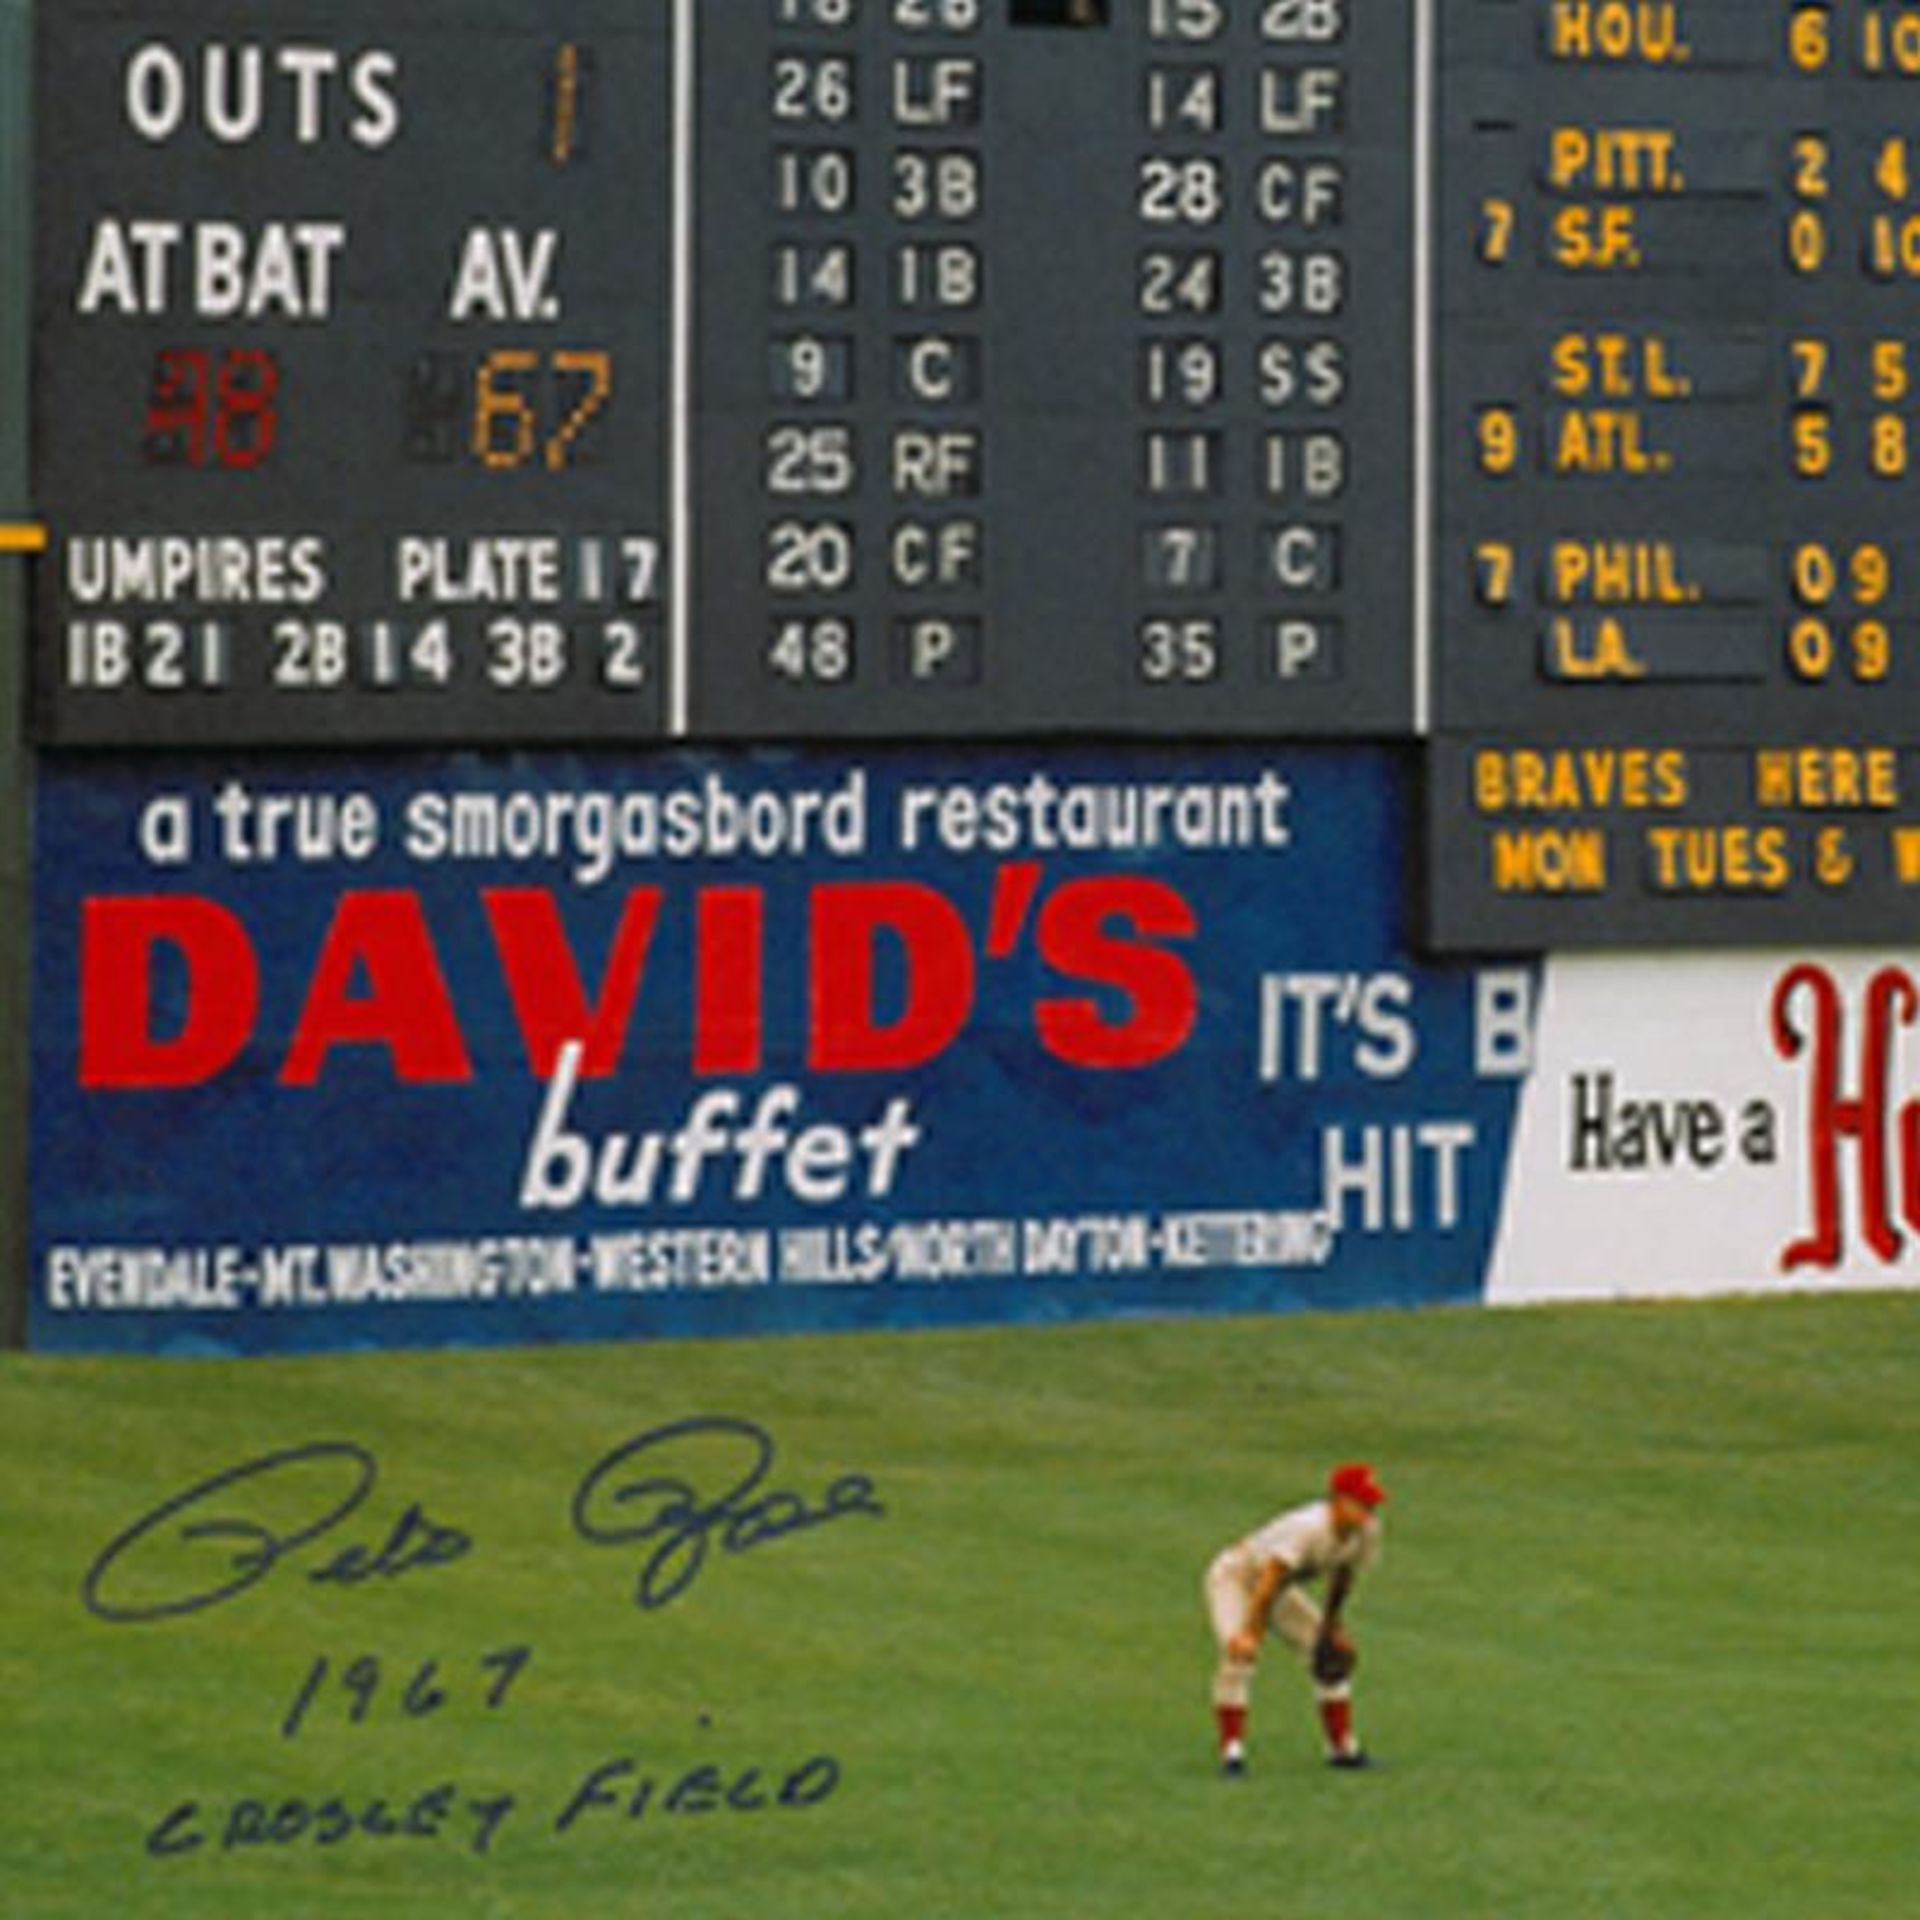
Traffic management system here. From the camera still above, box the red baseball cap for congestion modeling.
[1329,1462,1387,1509]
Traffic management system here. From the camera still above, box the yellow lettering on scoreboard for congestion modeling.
[1547,540,1701,604]
[1551,408,1671,473]
[1751,747,1902,810]
[1549,332,1691,399]
[1644,825,1792,893]
[1548,2,1692,65]
[1492,828,1610,893]
[1550,204,1643,269]
[1545,616,1649,679]
[1473,747,1691,811]
[1547,127,1682,193]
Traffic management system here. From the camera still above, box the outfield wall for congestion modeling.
[26,743,1919,1356]
[16,8,1920,1355]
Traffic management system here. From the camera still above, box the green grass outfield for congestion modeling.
[4,1292,1917,1919]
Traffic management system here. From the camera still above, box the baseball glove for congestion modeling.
[1311,1632,1357,1684]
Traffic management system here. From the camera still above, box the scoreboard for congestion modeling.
[24,0,1920,948]
[34,1,675,739]
[693,0,1413,737]
[32,0,1411,741]
[1433,0,1920,945]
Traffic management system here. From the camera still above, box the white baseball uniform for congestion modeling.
[1205,1499,1382,1704]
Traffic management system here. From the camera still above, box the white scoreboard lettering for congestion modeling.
[32,0,1411,745]
[33,2,669,742]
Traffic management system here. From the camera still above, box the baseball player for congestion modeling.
[1203,1461,1386,1773]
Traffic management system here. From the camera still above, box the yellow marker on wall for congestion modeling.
[0,522,48,553]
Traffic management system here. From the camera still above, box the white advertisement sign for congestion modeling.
[1489,954,1920,1304]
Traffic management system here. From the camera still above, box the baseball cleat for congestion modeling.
[1220,1740,1246,1776]
[1326,1748,1375,1771]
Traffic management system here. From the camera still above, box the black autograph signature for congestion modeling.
[81,1442,473,1625]
[569,1416,885,1611]
[82,1419,883,1625]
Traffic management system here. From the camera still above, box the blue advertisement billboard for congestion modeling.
[30,744,1534,1353]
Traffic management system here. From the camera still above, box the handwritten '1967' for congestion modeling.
[81,1418,884,1625]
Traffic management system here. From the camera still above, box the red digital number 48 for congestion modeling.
[144,347,281,470]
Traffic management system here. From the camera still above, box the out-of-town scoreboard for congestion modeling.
[1434,0,1920,946]
[24,0,1920,948]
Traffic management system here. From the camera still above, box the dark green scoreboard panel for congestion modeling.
[32,0,1413,742]
[691,1,1414,736]
[1434,0,1920,945]
[27,0,1920,948]
[33,0,675,741]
